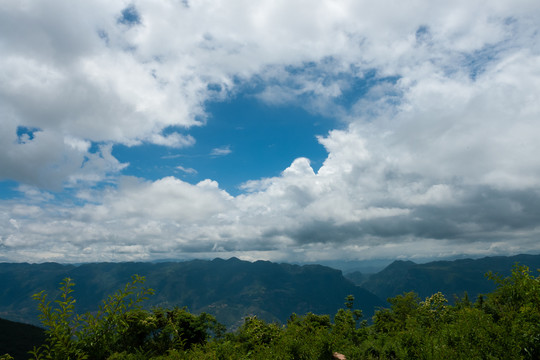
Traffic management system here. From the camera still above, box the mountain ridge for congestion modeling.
[0,257,383,330]
[2,254,540,331]
[355,253,540,301]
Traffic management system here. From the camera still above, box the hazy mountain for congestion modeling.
[354,254,540,302]
[0,258,384,330]
[2,254,539,333]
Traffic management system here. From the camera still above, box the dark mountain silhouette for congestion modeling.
[3,254,539,333]
[0,258,383,330]
[353,254,540,301]
[0,317,45,359]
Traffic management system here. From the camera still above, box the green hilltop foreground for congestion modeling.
[1,254,540,359]
[1,261,539,359]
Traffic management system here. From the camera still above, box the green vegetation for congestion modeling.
[3,264,539,359]
[0,259,384,329]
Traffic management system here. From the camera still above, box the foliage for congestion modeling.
[30,277,90,360]
[28,275,216,360]
[485,265,540,358]
[120,306,225,355]
[360,264,539,360]
[24,263,540,360]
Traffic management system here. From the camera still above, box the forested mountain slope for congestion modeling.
[4,263,540,360]
[2,254,539,331]
[354,253,540,301]
[0,258,383,329]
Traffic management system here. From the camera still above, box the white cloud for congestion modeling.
[176,165,198,175]
[2,0,539,187]
[1,0,540,263]
[84,176,233,223]
[150,133,196,148]
[0,118,127,189]
[210,145,232,157]
[14,185,55,203]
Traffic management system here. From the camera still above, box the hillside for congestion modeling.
[4,261,539,359]
[0,317,45,359]
[354,253,540,301]
[3,254,540,332]
[0,258,384,330]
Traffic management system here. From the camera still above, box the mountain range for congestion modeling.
[0,258,383,330]
[347,253,540,302]
[1,253,539,334]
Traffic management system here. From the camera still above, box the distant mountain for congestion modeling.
[0,258,384,330]
[354,254,540,302]
[309,259,392,274]
[0,262,76,324]
[342,271,371,285]
[0,317,45,359]
[4,254,538,333]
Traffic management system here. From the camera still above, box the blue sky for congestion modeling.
[112,96,339,195]
[1,0,540,264]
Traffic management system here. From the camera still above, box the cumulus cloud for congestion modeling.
[2,0,538,185]
[1,0,540,263]
[0,118,127,189]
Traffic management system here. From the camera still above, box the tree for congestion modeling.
[485,264,540,359]
[31,275,154,359]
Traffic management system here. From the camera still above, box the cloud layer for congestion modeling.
[1,0,540,263]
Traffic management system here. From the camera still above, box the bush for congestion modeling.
[27,264,540,359]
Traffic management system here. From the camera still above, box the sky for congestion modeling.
[1,0,540,265]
